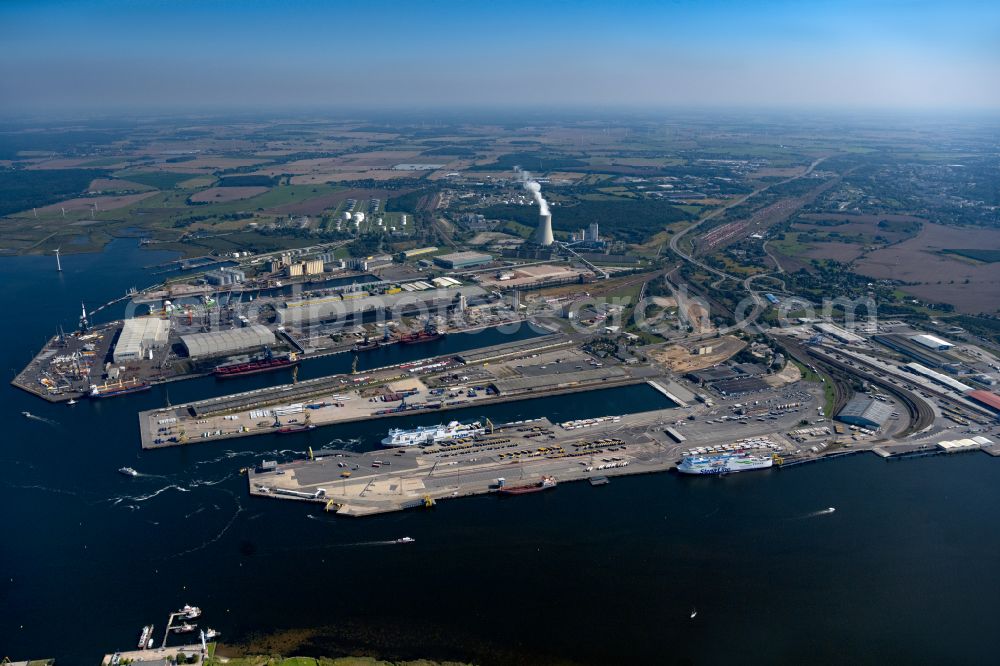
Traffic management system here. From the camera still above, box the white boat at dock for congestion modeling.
[179,604,202,618]
[137,624,154,649]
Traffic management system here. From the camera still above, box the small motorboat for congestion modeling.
[119,467,139,477]
[173,622,197,633]
[395,537,415,544]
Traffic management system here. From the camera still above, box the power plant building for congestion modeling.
[836,395,894,430]
[113,317,171,364]
[535,212,554,246]
[434,251,492,270]
[181,324,276,359]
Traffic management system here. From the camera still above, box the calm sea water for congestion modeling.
[1,241,999,665]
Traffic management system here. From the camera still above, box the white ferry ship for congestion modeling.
[381,420,484,447]
[677,451,774,475]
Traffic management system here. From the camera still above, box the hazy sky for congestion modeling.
[1,0,998,112]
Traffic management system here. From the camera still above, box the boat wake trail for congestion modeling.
[326,438,362,451]
[194,450,257,466]
[164,491,244,560]
[800,507,837,519]
[22,412,59,427]
[188,474,233,488]
[112,484,191,505]
[7,484,78,497]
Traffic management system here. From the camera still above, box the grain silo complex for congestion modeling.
[180,324,276,359]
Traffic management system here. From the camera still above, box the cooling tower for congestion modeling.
[535,212,554,246]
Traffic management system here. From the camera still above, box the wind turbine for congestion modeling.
[55,248,63,272]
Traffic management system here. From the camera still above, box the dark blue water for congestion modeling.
[2,241,999,665]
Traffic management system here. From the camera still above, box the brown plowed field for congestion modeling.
[854,222,1000,313]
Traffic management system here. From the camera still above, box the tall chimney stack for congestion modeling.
[536,212,553,246]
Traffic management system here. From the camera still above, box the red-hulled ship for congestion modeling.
[214,349,299,379]
[498,475,557,496]
[277,424,316,434]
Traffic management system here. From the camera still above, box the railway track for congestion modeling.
[804,348,935,437]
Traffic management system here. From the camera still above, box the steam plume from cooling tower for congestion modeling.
[524,179,550,216]
[517,168,553,245]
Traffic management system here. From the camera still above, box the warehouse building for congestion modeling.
[346,255,393,271]
[180,324,275,359]
[836,395,894,430]
[904,362,973,393]
[434,251,493,270]
[686,366,739,384]
[911,333,955,351]
[873,334,958,369]
[712,377,770,396]
[966,390,1000,415]
[814,322,865,344]
[113,317,171,363]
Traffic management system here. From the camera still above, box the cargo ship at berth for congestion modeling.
[398,329,445,345]
[352,339,382,352]
[214,350,299,378]
[499,475,557,495]
[89,378,151,399]
[677,452,774,475]
[381,420,484,447]
[277,424,316,434]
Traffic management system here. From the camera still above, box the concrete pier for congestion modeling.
[138,341,662,449]
[246,407,814,517]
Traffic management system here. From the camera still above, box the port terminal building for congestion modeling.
[836,395,894,430]
[113,317,171,363]
[180,324,276,359]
